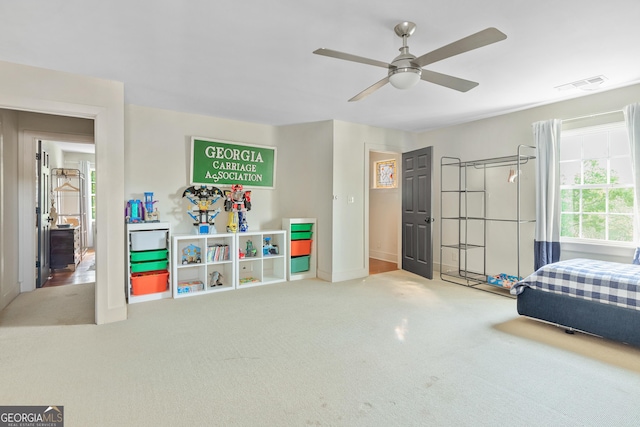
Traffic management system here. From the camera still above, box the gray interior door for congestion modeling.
[37,140,51,288]
[402,146,433,279]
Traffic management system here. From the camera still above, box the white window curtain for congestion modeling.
[623,103,640,263]
[79,160,94,248]
[533,119,562,270]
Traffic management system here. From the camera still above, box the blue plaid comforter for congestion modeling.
[510,258,640,311]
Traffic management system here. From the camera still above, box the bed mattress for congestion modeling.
[511,258,640,311]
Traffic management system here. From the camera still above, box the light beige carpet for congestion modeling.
[0,283,94,326]
[494,316,640,374]
[1,272,639,426]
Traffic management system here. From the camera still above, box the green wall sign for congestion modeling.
[190,137,276,188]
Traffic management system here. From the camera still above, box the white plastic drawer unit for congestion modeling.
[130,230,168,251]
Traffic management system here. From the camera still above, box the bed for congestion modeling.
[510,258,640,347]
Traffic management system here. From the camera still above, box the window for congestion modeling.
[90,168,96,220]
[373,159,397,189]
[560,123,634,243]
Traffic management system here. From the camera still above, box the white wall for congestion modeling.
[125,109,416,284]
[0,60,125,324]
[419,82,640,275]
[0,109,19,312]
[3,59,636,324]
[333,120,415,281]
[125,105,278,235]
[126,107,341,280]
[64,152,95,165]
[275,121,334,280]
[43,140,64,169]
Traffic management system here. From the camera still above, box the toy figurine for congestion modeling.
[143,192,159,222]
[146,208,160,222]
[263,237,278,255]
[126,194,160,223]
[224,184,252,232]
[209,271,223,287]
[245,240,257,257]
[125,199,144,223]
[182,185,223,234]
[50,202,59,227]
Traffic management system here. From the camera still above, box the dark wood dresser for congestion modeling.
[50,226,81,270]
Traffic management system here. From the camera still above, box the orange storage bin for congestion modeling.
[131,270,169,295]
[291,239,312,256]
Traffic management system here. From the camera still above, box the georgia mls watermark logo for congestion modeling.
[0,406,63,427]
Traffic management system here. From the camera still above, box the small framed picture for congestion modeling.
[374,159,397,189]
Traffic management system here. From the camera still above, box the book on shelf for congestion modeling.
[207,244,230,262]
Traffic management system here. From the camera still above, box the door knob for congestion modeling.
[425,218,435,223]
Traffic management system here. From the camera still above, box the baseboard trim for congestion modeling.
[369,251,396,263]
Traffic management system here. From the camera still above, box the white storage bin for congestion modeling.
[130,230,168,251]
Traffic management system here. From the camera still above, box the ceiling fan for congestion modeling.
[313,22,507,102]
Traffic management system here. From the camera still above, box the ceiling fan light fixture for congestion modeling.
[389,67,422,89]
[313,22,506,101]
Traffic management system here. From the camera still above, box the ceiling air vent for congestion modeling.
[556,75,607,91]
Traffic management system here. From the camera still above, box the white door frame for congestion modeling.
[364,142,403,272]
[0,60,127,325]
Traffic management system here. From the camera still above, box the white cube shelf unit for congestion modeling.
[236,230,287,289]
[172,233,236,298]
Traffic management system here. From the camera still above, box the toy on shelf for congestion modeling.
[245,240,257,257]
[209,271,224,287]
[144,192,160,222]
[125,199,144,223]
[177,280,204,294]
[181,244,202,264]
[125,192,160,223]
[182,185,223,234]
[224,184,252,232]
[263,237,278,256]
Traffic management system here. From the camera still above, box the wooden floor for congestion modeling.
[43,249,95,287]
[41,253,393,286]
[369,258,398,275]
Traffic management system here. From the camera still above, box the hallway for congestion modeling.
[43,249,95,287]
[369,258,398,275]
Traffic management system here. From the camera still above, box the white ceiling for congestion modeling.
[1,1,639,133]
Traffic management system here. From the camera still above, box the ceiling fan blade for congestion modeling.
[313,48,390,69]
[349,76,390,102]
[413,27,507,68]
[420,70,479,92]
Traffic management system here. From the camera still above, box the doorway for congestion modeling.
[20,127,95,295]
[368,149,401,275]
[0,62,126,325]
[43,249,95,286]
[38,139,96,288]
